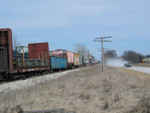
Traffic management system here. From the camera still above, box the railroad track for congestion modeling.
[0,66,86,84]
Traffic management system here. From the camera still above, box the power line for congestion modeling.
[94,37,112,72]
[94,36,112,39]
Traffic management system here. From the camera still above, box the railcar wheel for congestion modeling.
[72,66,75,69]
[50,69,53,73]
[8,74,14,81]
[0,74,3,80]
[0,73,7,79]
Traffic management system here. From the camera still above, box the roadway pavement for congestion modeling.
[127,66,150,74]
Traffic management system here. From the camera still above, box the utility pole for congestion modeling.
[94,37,112,72]
[98,48,109,71]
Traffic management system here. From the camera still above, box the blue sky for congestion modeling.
[0,0,150,60]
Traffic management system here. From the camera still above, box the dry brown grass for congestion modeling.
[133,63,150,67]
[0,65,150,113]
[119,67,150,82]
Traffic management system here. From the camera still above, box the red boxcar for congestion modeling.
[0,28,13,73]
[28,43,50,66]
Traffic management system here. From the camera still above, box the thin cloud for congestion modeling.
[0,0,150,59]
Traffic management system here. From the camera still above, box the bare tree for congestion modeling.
[12,34,21,49]
[122,50,143,63]
[74,44,90,56]
[104,50,117,59]
[145,54,150,58]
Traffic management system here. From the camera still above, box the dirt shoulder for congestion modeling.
[133,63,150,67]
[1,65,150,113]
[119,67,150,82]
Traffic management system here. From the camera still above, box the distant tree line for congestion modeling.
[74,44,150,63]
[122,51,144,63]
[104,49,150,63]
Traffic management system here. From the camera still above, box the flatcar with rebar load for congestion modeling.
[0,28,50,79]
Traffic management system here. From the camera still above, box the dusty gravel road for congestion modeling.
[106,58,150,74]
[126,66,150,74]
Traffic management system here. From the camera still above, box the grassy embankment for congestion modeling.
[1,65,150,113]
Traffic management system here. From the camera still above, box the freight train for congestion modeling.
[0,28,95,79]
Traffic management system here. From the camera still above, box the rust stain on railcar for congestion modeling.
[0,28,14,73]
[28,43,50,66]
